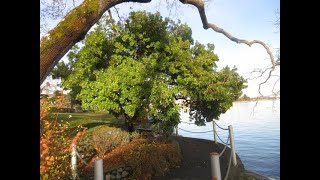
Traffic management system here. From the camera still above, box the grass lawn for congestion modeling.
[52,111,122,137]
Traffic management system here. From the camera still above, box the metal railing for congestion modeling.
[177,120,237,180]
[71,143,102,180]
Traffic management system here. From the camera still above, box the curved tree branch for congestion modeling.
[179,0,277,69]
[40,0,152,85]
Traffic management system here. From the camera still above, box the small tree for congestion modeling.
[53,11,246,133]
[243,94,250,100]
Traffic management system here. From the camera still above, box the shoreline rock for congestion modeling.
[242,170,271,180]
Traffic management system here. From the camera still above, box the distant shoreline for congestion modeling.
[237,96,280,102]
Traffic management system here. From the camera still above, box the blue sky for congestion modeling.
[41,0,280,97]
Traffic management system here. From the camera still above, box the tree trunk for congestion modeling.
[124,113,140,132]
[127,121,134,133]
[40,0,152,84]
[70,99,74,111]
[124,117,134,133]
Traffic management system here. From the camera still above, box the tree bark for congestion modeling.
[124,114,136,133]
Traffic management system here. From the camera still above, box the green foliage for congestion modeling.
[129,131,141,140]
[187,65,247,125]
[53,11,246,132]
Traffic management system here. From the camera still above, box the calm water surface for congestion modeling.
[177,99,280,180]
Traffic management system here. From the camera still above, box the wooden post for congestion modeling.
[213,121,217,144]
[176,126,178,136]
[71,143,77,180]
[94,158,104,180]
[228,125,237,166]
[210,152,221,180]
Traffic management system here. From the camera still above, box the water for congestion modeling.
[177,99,280,180]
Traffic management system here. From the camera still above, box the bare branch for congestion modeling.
[179,0,277,69]
[274,9,280,33]
[113,7,124,22]
[166,0,181,18]
[247,67,273,80]
[258,68,274,96]
[107,9,113,19]
[41,0,68,20]
[108,9,120,35]
[40,0,68,33]
[272,77,280,96]
[250,100,258,117]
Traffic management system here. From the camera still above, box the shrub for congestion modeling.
[82,138,182,180]
[124,140,182,179]
[76,125,130,164]
[129,131,141,140]
[40,95,85,180]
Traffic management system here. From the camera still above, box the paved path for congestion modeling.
[152,136,245,180]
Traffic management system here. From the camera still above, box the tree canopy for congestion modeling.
[53,11,246,130]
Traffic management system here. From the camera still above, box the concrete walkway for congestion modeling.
[152,136,246,180]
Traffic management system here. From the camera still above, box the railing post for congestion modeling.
[213,121,217,144]
[176,126,178,136]
[228,125,237,166]
[71,143,77,180]
[94,158,104,180]
[210,152,221,180]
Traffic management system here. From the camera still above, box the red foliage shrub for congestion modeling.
[82,138,181,180]
[40,95,85,179]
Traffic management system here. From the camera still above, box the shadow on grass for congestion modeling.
[67,121,125,137]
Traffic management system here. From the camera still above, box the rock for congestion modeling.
[110,174,116,179]
[125,166,132,171]
[241,170,271,180]
[116,173,121,179]
[117,168,123,173]
[122,170,129,177]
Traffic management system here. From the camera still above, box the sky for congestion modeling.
[41,0,280,97]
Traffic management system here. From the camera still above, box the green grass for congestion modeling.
[56,112,117,127]
[50,111,122,137]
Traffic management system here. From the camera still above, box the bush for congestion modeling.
[124,140,181,179]
[40,120,72,179]
[129,131,141,140]
[82,138,182,180]
[40,98,85,180]
[77,125,130,163]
